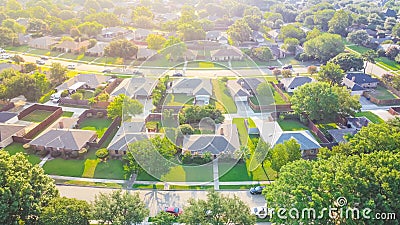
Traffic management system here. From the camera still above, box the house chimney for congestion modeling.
[220,127,224,136]
[59,121,64,129]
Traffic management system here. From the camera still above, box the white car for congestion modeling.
[67,64,76,69]
[1,53,11,59]
[0,48,6,53]
[251,206,271,219]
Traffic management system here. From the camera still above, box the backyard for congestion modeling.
[4,143,41,165]
[79,117,113,138]
[368,86,398,100]
[164,93,194,106]
[278,119,308,131]
[355,111,384,124]
[212,79,237,113]
[21,110,53,122]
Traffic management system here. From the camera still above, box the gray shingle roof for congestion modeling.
[345,73,379,85]
[107,121,147,151]
[111,77,157,98]
[327,128,357,143]
[56,74,111,91]
[274,130,321,150]
[281,76,313,89]
[347,116,370,129]
[0,112,18,123]
[171,78,213,96]
[29,129,96,151]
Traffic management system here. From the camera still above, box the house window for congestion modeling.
[123,151,126,155]
[310,149,316,154]
[115,150,119,155]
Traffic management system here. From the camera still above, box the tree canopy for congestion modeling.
[39,197,90,225]
[107,94,143,120]
[304,33,344,62]
[104,39,138,59]
[317,62,345,85]
[179,105,225,124]
[329,53,364,72]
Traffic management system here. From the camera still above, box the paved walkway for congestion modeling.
[213,158,219,190]
[38,153,51,167]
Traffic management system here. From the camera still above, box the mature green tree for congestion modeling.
[27,18,48,34]
[313,9,335,31]
[317,62,345,85]
[161,37,187,61]
[347,30,370,46]
[0,151,58,224]
[362,50,377,74]
[179,191,256,225]
[304,33,344,62]
[84,0,101,12]
[227,19,252,44]
[39,197,90,225]
[0,26,16,46]
[92,190,149,225]
[0,72,50,101]
[282,38,300,54]
[255,82,274,105]
[179,105,225,124]
[49,62,67,85]
[178,23,206,41]
[107,94,143,119]
[6,0,22,11]
[152,211,176,225]
[265,151,400,225]
[384,17,397,30]
[329,53,364,72]
[146,34,166,50]
[132,6,154,28]
[2,18,25,33]
[104,39,138,59]
[385,45,399,60]
[392,23,400,38]
[328,10,352,36]
[77,21,103,37]
[84,12,121,27]
[270,139,301,173]
[251,46,273,61]
[178,124,194,135]
[306,27,321,40]
[291,82,360,121]
[278,24,305,42]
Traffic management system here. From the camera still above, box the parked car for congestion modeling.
[173,72,183,77]
[249,186,265,195]
[164,207,183,216]
[282,64,293,69]
[1,53,11,59]
[102,68,112,73]
[0,48,6,53]
[268,66,277,70]
[36,59,45,65]
[41,56,49,60]
[67,64,76,69]
[132,70,143,75]
[251,206,271,219]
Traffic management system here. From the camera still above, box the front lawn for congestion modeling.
[376,57,400,71]
[43,158,85,177]
[346,45,371,55]
[212,79,237,113]
[62,111,74,117]
[21,110,53,122]
[164,93,193,106]
[369,86,398,100]
[136,170,160,181]
[355,111,384,124]
[278,119,308,131]
[161,164,213,182]
[94,160,126,180]
[79,117,113,138]
[4,143,41,165]
[232,118,249,145]
[219,162,252,182]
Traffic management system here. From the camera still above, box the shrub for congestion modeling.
[61,90,69,97]
[272,69,282,76]
[182,151,192,164]
[96,148,109,160]
[39,90,56,104]
[221,76,229,82]
[96,112,104,118]
[282,69,292,78]
[178,124,194,135]
[203,152,213,163]
[50,150,60,157]
[307,65,318,75]
[70,92,83,100]
[70,151,79,158]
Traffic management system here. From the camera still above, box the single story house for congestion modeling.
[86,42,109,57]
[107,121,147,156]
[182,123,240,156]
[29,129,97,155]
[136,48,157,60]
[327,128,357,143]
[251,31,265,43]
[133,28,154,41]
[28,36,58,50]
[280,76,314,93]
[56,74,112,92]
[267,29,280,41]
[0,63,22,73]
[110,77,157,99]
[18,33,32,45]
[101,26,131,39]
[226,78,264,102]
[218,35,229,44]
[346,116,370,131]
[169,78,213,105]
[343,73,379,90]
[206,31,221,41]
[210,48,243,61]
[54,40,90,54]
[0,112,18,124]
[0,124,26,148]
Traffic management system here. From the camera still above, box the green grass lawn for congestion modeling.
[355,111,384,124]
[79,118,113,138]
[161,165,213,182]
[164,93,194,106]
[21,110,53,122]
[278,56,301,65]
[232,118,249,145]
[199,61,214,68]
[132,184,164,189]
[219,162,252,182]
[278,119,308,131]
[29,49,60,57]
[376,57,400,71]
[62,111,74,117]
[94,160,126,180]
[270,83,288,104]
[64,180,122,188]
[59,53,97,62]
[136,170,160,181]
[346,45,371,55]
[43,158,85,177]
[248,160,277,181]
[4,143,41,165]
[247,118,257,128]
[5,45,30,52]
[212,79,237,113]
[369,86,398,100]
[82,90,94,99]
[219,185,254,190]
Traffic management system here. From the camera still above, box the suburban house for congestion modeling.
[136,48,157,60]
[346,116,370,131]
[28,36,58,50]
[29,129,97,155]
[269,45,286,59]
[217,35,229,44]
[18,33,32,45]
[267,29,280,41]
[56,74,112,92]
[206,31,221,41]
[327,128,357,143]
[107,121,148,157]
[86,42,109,57]
[133,28,154,41]
[343,73,379,93]
[182,123,240,157]
[0,124,26,148]
[169,78,213,105]
[258,121,321,159]
[54,40,90,54]
[210,48,243,61]
[101,26,131,39]
[0,112,18,124]
[184,49,198,61]
[110,77,157,99]
[251,31,266,43]
[226,78,263,102]
[0,63,22,73]
[280,76,314,93]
